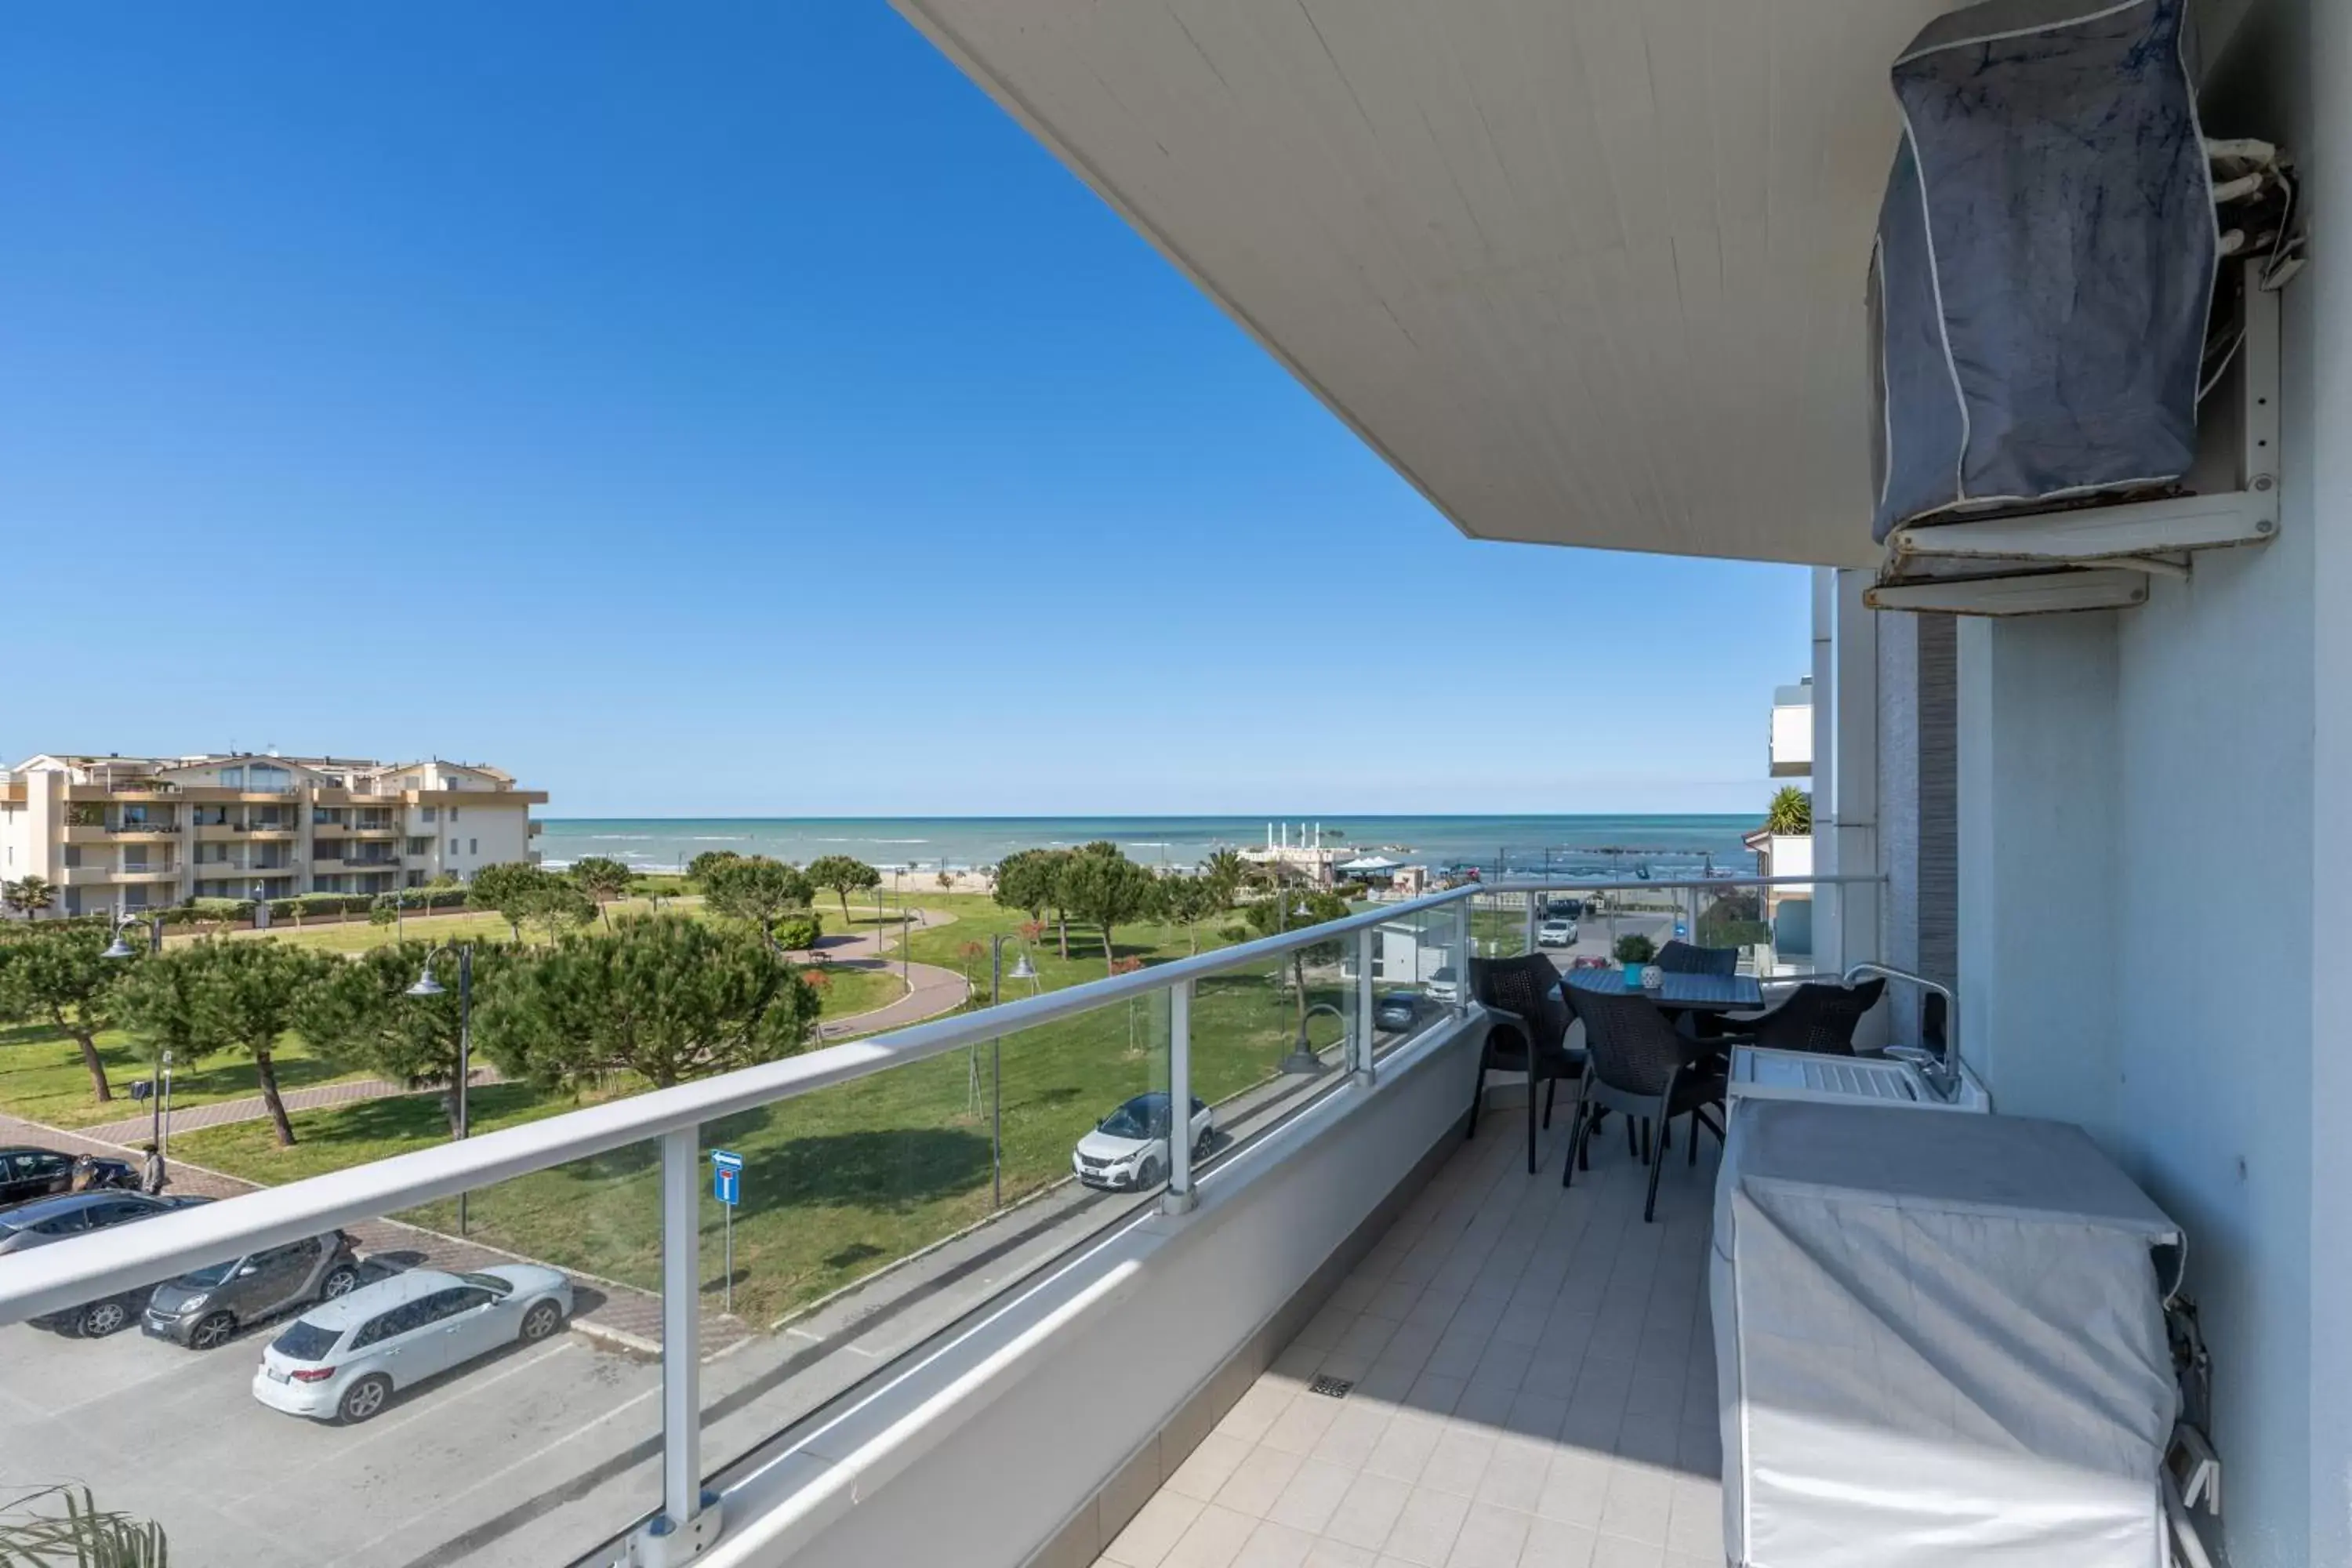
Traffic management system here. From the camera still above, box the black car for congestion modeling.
[0,1146,136,1209]
[0,1191,216,1338]
[1374,993,1429,1033]
[144,1232,365,1349]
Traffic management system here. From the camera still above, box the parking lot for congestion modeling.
[0,1286,663,1567]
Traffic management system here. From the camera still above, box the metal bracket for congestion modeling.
[1871,260,2281,615]
[624,1491,724,1566]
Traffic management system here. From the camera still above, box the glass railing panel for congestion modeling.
[1369,904,1463,1061]
[0,1137,665,1567]
[1469,888,1533,960]
[1187,935,1353,1178]
[695,987,1171,1479]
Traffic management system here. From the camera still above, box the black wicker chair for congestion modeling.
[1468,953,1584,1173]
[1559,985,1726,1220]
[1715,977,1887,1057]
[1656,939,1739,977]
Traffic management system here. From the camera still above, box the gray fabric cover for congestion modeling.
[1712,1102,2179,1567]
[1870,0,2216,541]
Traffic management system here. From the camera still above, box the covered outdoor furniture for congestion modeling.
[1468,953,1583,1173]
[1559,985,1726,1219]
[1714,1101,2180,1567]
[1656,939,1739,976]
[1715,977,1887,1058]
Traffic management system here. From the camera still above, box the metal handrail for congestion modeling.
[0,880,1491,1322]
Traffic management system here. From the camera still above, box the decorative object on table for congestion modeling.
[1611,931,1657,976]
[1641,964,1664,990]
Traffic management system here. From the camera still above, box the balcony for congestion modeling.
[107,819,180,835]
[0,875,2172,1568]
[111,865,180,882]
[348,821,401,837]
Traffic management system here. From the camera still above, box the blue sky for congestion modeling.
[0,5,1809,818]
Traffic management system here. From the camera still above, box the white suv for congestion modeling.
[252,1265,572,1424]
[1537,918,1578,947]
[1073,1092,1214,1190]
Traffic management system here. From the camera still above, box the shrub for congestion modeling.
[1613,933,1657,964]
[771,912,824,953]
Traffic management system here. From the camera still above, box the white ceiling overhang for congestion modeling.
[894,0,1987,568]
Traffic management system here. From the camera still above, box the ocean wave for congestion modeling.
[690,836,750,841]
[871,838,930,844]
[590,835,654,840]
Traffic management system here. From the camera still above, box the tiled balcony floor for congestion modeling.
[1098,1105,1725,1568]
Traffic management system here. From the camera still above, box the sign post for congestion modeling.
[710,1150,743,1316]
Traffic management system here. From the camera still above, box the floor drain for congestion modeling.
[1308,1374,1353,1399]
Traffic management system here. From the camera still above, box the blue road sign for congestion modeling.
[712,1149,744,1207]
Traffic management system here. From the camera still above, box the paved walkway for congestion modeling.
[79,1068,504,1148]
[807,905,973,1039]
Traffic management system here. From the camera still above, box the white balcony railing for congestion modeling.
[0,873,1878,1566]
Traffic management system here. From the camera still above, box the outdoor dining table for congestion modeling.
[1559,966,1766,1014]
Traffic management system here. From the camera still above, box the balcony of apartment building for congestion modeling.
[0,873,2074,1568]
[347,813,401,837]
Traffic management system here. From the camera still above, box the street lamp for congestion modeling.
[981,936,1044,1211]
[406,943,474,1235]
[100,913,141,961]
[1283,1003,1344,1076]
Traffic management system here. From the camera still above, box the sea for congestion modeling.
[535,815,1763,882]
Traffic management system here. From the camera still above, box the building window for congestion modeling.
[123,885,149,910]
[450,807,459,820]
[221,766,244,789]
[62,846,81,869]
[249,764,289,792]
[448,840,459,858]
[421,807,437,824]
[468,838,477,855]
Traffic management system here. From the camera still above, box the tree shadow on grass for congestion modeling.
[727,1128,992,1218]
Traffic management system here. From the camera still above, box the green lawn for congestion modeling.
[809,965,904,1021]
[165,888,1352,1326]
[0,1021,364,1130]
[180,895,700,954]
[106,888,1364,1335]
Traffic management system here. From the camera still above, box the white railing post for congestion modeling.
[1162,982,1195,1215]
[1523,890,1539,953]
[1454,900,1472,1018]
[1354,926,1377,1085]
[631,1127,720,1565]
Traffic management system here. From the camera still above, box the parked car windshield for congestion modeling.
[1098,1098,1167,1138]
[177,1258,242,1287]
[457,1272,513,1297]
[273,1320,341,1360]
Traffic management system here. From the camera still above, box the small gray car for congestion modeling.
[144,1231,365,1350]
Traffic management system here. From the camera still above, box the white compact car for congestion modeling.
[1537,918,1579,947]
[252,1264,572,1425]
[1072,1092,1214,1191]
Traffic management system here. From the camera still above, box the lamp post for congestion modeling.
[984,937,1041,1210]
[406,943,474,1235]
[100,915,170,1162]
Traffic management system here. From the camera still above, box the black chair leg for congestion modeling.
[1466,1052,1484,1140]
[1687,1110,1700,1166]
[1526,1058,1539,1174]
[1562,1080,1592,1189]
[1625,1112,1638,1162]
[1543,1077,1558,1129]
[1644,1128,1668,1221]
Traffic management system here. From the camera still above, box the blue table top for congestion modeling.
[1561,966,1764,1011]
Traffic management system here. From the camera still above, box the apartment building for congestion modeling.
[0,752,546,915]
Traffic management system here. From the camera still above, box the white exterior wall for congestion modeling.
[1943,4,2346,1537]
